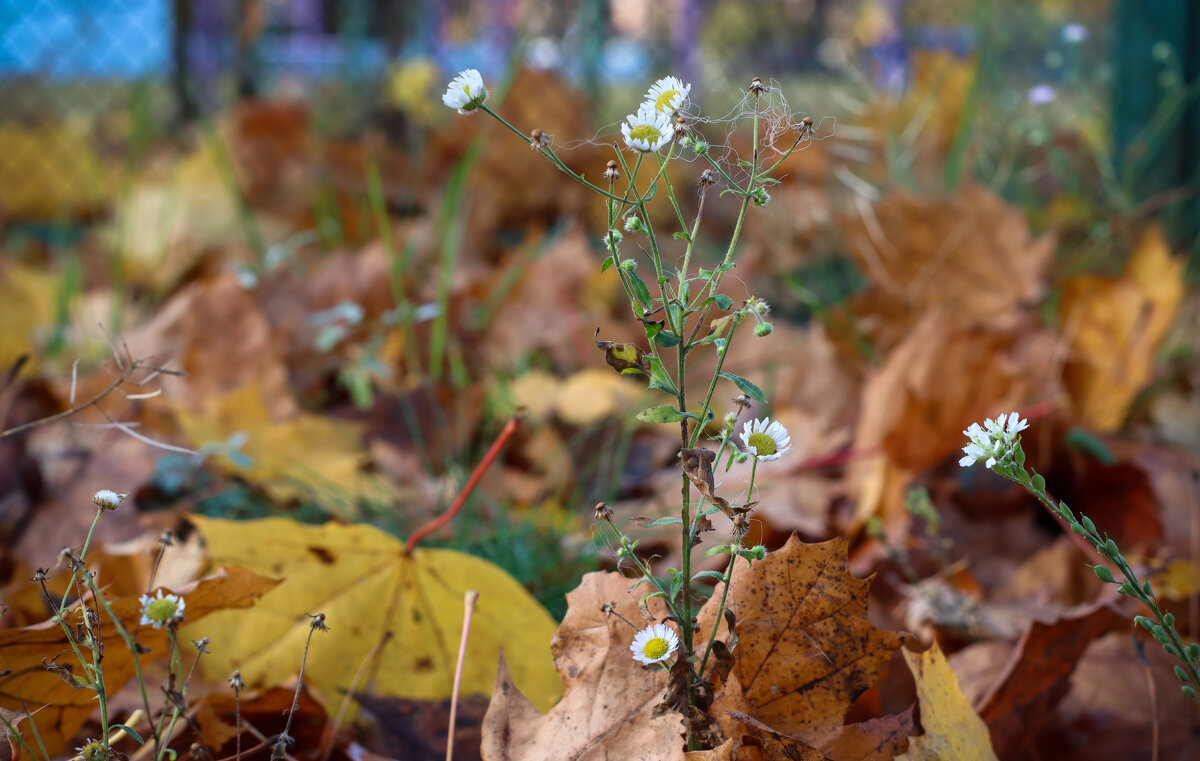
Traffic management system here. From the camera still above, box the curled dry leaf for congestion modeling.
[680,447,736,520]
[896,642,999,761]
[595,327,651,375]
[0,566,279,756]
[696,535,906,743]
[481,572,685,761]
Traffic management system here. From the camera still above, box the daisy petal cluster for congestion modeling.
[630,622,680,665]
[441,68,488,114]
[139,589,186,629]
[739,417,792,462]
[621,103,674,152]
[644,75,691,116]
[959,411,1029,469]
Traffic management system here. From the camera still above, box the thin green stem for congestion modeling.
[688,322,739,449]
[86,574,160,748]
[698,459,757,678]
[480,105,632,202]
[0,710,47,761]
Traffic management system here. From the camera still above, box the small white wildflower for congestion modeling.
[76,739,110,761]
[959,411,1029,469]
[739,417,792,462]
[441,68,488,114]
[621,103,674,153]
[92,490,126,511]
[139,589,186,629]
[644,75,691,115]
[630,622,680,665]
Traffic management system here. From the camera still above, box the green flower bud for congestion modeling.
[1092,565,1114,583]
[754,321,773,337]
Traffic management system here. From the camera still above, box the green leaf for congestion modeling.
[111,725,145,745]
[647,358,679,396]
[601,255,615,273]
[636,405,693,423]
[636,516,684,527]
[628,270,654,310]
[673,232,692,242]
[654,330,682,348]
[719,372,768,404]
[644,322,663,341]
[691,570,728,584]
[704,544,733,557]
[698,268,712,279]
[712,293,734,310]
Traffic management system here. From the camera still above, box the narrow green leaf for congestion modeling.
[719,372,768,404]
[691,570,728,584]
[673,232,692,242]
[637,516,684,527]
[111,725,145,745]
[601,255,615,273]
[636,404,692,423]
[647,358,679,396]
[654,330,682,348]
[628,270,654,309]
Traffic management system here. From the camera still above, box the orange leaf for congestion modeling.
[0,566,279,756]
[696,535,906,743]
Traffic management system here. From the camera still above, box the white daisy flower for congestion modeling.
[644,76,691,115]
[630,622,680,665]
[621,103,674,152]
[959,411,1029,469]
[139,589,186,629]
[441,69,488,114]
[739,417,792,462]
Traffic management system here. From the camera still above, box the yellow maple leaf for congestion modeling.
[185,516,563,712]
[896,642,999,761]
[173,384,397,507]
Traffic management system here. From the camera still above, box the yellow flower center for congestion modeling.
[79,741,110,761]
[748,432,776,456]
[630,124,663,144]
[146,597,178,623]
[655,90,681,112]
[643,636,670,660]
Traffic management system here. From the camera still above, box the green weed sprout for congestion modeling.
[442,69,816,746]
[960,413,1200,703]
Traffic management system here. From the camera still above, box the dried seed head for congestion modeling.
[603,159,620,181]
[749,76,766,95]
[192,637,211,654]
[529,128,550,150]
[308,612,330,632]
[801,115,814,133]
[92,490,127,511]
[594,502,614,522]
[698,168,717,186]
[229,670,245,690]
[31,568,48,583]
[158,530,174,547]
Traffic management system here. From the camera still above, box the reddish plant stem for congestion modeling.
[404,414,522,553]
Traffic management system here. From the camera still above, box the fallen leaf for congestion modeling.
[0,566,278,756]
[187,683,331,761]
[839,183,1054,354]
[186,516,562,714]
[354,693,488,761]
[696,535,906,743]
[815,708,914,761]
[975,601,1118,759]
[896,642,999,761]
[1060,226,1184,431]
[480,571,684,761]
[0,123,109,218]
[173,384,396,506]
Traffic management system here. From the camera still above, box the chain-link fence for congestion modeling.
[2,0,1196,246]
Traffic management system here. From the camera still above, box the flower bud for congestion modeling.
[754,321,773,337]
[624,215,645,234]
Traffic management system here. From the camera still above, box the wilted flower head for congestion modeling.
[644,76,691,115]
[959,412,1029,469]
[139,589,186,629]
[621,103,674,152]
[630,622,680,665]
[442,68,488,114]
[92,489,126,511]
[740,418,792,462]
[76,739,110,761]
